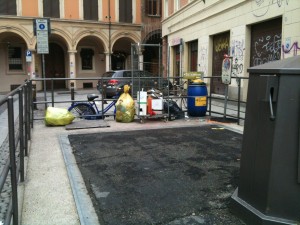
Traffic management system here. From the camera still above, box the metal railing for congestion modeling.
[205,76,248,125]
[0,80,33,225]
[30,76,248,125]
[165,75,248,125]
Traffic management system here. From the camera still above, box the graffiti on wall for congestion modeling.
[282,40,300,58]
[199,46,208,76]
[252,34,282,66]
[231,39,245,76]
[231,39,244,61]
[214,38,229,53]
[252,0,289,17]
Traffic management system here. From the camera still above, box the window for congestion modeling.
[80,48,94,70]
[84,0,98,21]
[8,46,23,70]
[175,45,180,79]
[119,0,132,23]
[147,0,161,16]
[189,41,198,71]
[43,0,60,18]
[0,0,17,15]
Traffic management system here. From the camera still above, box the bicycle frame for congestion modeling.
[69,97,118,119]
[94,99,117,116]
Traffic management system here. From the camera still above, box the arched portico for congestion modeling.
[111,32,140,70]
[0,29,31,92]
[142,29,162,75]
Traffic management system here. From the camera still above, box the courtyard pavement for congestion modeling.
[20,114,244,225]
[1,91,245,225]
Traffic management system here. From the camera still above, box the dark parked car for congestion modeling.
[97,70,172,98]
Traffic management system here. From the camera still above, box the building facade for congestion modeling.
[162,0,300,100]
[0,0,162,92]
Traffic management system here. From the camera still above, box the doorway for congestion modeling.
[212,31,230,95]
[45,43,66,89]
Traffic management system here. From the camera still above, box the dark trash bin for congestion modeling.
[231,55,300,225]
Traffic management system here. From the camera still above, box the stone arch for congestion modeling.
[49,27,73,51]
[142,29,162,45]
[73,30,108,52]
[110,32,140,70]
[141,29,162,74]
[110,31,140,51]
[0,26,33,48]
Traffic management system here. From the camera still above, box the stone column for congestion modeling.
[105,52,111,71]
[139,52,144,71]
[28,49,36,79]
[68,50,77,89]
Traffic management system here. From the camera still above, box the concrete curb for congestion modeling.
[59,134,100,225]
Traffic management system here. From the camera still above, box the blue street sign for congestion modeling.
[39,24,45,30]
[36,19,48,31]
[26,50,32,62]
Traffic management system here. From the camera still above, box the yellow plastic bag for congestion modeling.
[116,85,135,123]
[45,107,75,126]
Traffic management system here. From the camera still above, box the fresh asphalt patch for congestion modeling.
[67,125,245,225]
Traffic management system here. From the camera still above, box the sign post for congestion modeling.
[221,55,233,118]
[34,18,50,109]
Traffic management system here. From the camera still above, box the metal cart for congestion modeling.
[131,43,170,123]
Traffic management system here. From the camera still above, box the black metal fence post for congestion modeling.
[7,96,18,225]
[237,77,241,125]
[18,88,25,182]
[70,82,75,101]
[24,84,29,157]
[28,81,33,129]
[209,79,212,116]
[26,83,31,141]
[51,79,54,107]
[32,83,37,110]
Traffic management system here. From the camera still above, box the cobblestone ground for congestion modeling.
[0,122,20,223]
[0,134,11,223]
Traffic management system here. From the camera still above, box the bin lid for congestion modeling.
[247,55,300,75]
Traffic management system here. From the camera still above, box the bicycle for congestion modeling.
[68,94,118,120]
[170,80,188,110]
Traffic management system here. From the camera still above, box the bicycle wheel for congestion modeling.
[68,103,96,120]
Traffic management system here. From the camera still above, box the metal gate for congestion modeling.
[130,43,163,95]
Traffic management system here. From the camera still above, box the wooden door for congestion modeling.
[250,17,282,66]
[45,43,66,90]
[212,32,230,95]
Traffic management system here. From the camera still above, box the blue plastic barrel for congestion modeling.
[187,84,208,117]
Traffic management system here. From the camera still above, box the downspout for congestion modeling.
[108,0,111,70]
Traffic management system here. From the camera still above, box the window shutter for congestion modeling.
[119,0,132,23]
[43,0,59,18]
[84,0,98,21]
[0,0,17,15]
